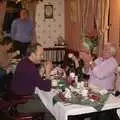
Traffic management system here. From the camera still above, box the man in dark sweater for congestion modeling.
[10,43,52,114]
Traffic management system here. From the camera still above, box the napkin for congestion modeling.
[63,88,71,98]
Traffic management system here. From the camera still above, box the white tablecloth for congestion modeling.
[35,87,120,120]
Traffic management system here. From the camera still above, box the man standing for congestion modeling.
[11,8,34,57]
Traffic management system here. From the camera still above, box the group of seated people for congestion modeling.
[66,42,118,91]
[65,43,119,120]
[80,42,118,91]
[0,4,118,120]
[0,35,119,120]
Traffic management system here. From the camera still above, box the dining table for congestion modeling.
[35,87,120,120]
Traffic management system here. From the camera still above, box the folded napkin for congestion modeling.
[53,92,68,105]
[50,67,66,78]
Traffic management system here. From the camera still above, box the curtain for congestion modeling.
[66,0,110,56]
[78,0,110,55]
[95,0,110,56]
[78,0,98,50]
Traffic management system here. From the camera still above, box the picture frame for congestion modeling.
[44,5,53,19]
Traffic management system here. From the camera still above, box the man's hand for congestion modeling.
[79,51,93,72]
[44,60,53,78]
[89,61,96,69]
[79,51,92,65]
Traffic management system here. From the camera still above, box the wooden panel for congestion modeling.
[44,47,66,65]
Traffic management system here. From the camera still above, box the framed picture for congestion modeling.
[44,5,53,19]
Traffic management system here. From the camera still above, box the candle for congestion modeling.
[52,79,58,87]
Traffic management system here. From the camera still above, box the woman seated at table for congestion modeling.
[79,42,118,91]
[0,37,20,71]
[64,51,89,81]
[0,37,20,97]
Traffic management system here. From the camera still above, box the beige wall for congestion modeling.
[35,0,65,48]
[109,0,120,64]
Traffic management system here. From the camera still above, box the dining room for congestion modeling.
[0,0,120,120]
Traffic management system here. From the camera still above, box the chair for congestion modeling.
[0,98,11,120]
[6,94,45,120]
[0,98,10,110]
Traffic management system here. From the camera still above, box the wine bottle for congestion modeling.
[75,59,84,81]
[66,58,76,75]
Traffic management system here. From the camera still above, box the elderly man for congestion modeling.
[10,43,53,118]
[79,43,118,120]
[11,8,34,57]
[80,43,118,90]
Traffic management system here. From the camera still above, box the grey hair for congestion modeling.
[110,46,116,56]
[104,42,117,56]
